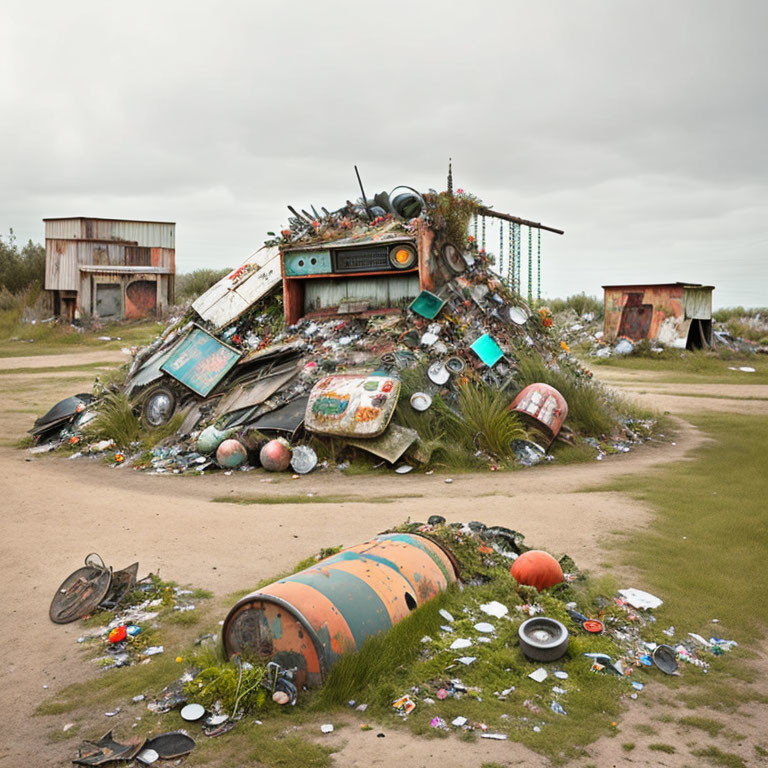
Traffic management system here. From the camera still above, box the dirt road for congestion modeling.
[1,354,765,767]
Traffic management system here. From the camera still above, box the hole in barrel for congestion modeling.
[404,592,417,611]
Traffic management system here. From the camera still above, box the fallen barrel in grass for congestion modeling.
[222,533,459,687]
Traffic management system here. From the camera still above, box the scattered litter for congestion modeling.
[528,667,548,683]
[450,638,472,650]
[320,724,334,734]
[550,701,567,715]
[451,716,468,727]
[481,733,508,740]
[439,609,455,623]
[618,588,663,610]
[473,622,494,633]
[480,601,508,618]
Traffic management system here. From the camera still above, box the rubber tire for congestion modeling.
[518,617,570,662]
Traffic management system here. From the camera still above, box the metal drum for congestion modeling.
[509,383,568,448]
[222,533,459,687]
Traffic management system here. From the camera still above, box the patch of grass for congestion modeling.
[622,742,635,752]
[649,743,676,753]
[550,440,598,464]
[589,351,768,384]
[0,361,119,375]
[678,715,724,737]
[162,610,200,626]
[691,746,747,768]
[634,723,656,735]
[755,744,768,758]
[601,413,768,643]
[48,725,80,741]
[212,493,423,505]
[82,392,141,448]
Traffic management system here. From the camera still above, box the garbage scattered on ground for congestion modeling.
[50,555,209,671]
[30,182,661,474]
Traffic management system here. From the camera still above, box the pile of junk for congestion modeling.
[29,178,654,474]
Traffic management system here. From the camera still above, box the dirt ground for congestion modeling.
[1,352,766,767]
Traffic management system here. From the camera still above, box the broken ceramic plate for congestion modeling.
[456,656,476,665]
[320,724,334,734]
[137,748,159,765]
[394,464,414,474]
[528,667,548,683]
[449,638,472,650]
[480,601,508,618]
[439,609,455,623]
[474,622,494,633]
[452,716,467,727]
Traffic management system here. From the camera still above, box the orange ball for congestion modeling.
[510,550,564,591]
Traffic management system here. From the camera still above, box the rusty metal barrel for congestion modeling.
[222,532,459,687]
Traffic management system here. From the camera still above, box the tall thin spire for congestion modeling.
[447,157,453,195]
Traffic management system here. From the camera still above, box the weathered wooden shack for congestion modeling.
[44,217,175,321]
[602,282,714,349]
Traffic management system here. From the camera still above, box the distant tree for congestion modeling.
[0,230,46,293]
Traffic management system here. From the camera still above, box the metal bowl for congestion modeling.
[518,617,569,662]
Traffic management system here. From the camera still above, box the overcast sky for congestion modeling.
[2,1,766,307]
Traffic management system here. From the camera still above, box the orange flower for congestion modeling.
[560,340,570,353]
[114,453,125,463]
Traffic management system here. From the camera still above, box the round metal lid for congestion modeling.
[49,563,112,624]
[427,361,450,385]
[509,306,530,325]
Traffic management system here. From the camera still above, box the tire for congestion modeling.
[142,385,176,427]
[518,617,570,662]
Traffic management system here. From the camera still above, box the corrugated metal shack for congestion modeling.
[44,217,176,321]
[603,282,714,349]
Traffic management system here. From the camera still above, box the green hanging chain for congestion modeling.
[507,221,513,288]
[481,215,486,253]
[527,227,533,305]
[516,223,522,294]
[499,220,504,278]
[472,214,477,246]
[537,228,541,302]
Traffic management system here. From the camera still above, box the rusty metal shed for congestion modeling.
[44,216,175,322]
[602,282,714,349]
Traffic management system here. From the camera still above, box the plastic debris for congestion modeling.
[480,601,509,618]
[528,667,548,683]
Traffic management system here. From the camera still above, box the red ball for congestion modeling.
[510,550,564,591]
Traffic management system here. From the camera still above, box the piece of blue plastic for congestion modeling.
[470,334,504,367]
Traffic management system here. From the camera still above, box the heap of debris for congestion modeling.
[30,183,655,473]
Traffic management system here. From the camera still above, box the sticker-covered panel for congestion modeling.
[305,374,400,437]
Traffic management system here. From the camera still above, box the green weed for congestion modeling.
[691,746,747,768]
[212,493,423,505]
[649,743,676,753]
[678,715,724,737]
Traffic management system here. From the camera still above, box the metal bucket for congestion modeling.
[510,383,568,448]
[222,533,459,687]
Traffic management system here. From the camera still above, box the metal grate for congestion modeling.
[333,246,391,273]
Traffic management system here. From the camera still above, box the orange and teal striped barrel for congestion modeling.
[222,532,459,687]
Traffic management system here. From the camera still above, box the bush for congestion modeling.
[0,230,45,294]
[547,293,603,318]
[175,268,231,302]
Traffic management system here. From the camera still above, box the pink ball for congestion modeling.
[260,439,292,472]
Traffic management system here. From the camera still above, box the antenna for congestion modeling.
[447,157,453,195]
[354,165,373,221]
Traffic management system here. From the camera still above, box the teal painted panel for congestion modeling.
[286,569,392,655]
[160,326,241,396]
[284,250,332,276]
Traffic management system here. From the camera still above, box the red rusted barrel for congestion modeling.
[222,532,459,687]
[510,383,568,447]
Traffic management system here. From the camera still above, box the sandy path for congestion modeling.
[0,349,130,370]
[0,352,763,767]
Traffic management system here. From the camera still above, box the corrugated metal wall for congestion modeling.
[44,218,174,247]
[304,275,420,312]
